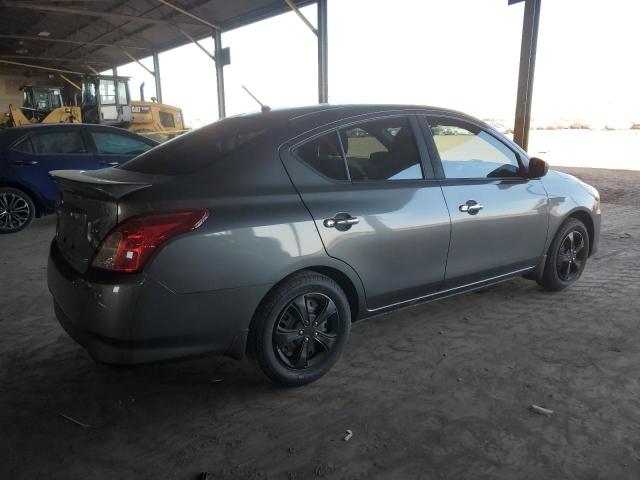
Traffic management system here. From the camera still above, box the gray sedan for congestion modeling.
[47,105,601,386]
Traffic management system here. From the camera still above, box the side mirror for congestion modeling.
[528,157,549,178]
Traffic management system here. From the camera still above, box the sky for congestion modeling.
[112,0,640,129]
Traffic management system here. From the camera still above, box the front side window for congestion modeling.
[91,132,153,155]
[30,131,87,154]
[293,116,424,182]
[99,80,116,105]
[428,117,521,179]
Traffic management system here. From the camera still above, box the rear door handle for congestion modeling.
[459,200,484,215]
[323,213,359,231]
[99,161,120,167]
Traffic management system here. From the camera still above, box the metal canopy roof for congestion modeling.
[0,0,541,151]
[0,0,316,71]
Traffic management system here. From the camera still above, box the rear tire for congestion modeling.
[250,271,351,387]
[537,218,590,291]
[0,187,35,234]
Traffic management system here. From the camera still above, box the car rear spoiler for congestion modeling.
[49,169,152,200]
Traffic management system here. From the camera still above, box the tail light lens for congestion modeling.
[92,210,209,273]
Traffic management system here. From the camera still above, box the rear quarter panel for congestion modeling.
[121,145,366,310]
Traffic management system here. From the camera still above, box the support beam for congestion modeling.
[156,0,220,30]
[213,30,226,118]
[122,50,155,77]
[59,74,81,91]
[180,29,216,62]
[513,0,542,150]
[0,34,150,51]
[2,1,202,27]
[317,0,328,104]
[0,54,109,66]
[283,0,317,35]
[0,59,84,75]
[152,52,162,103]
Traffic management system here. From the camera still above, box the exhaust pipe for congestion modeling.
[139,81,145,101]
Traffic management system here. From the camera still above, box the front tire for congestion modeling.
[250,271,351,387]
[0,187,35,234]
[537,218,590,291]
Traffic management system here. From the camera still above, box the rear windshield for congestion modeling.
[118,118,265,175]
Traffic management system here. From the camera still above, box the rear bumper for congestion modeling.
[47,241,269,365]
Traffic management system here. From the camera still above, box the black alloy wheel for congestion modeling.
[537,217,590,291]
[250,271,351,387]
[274,293,339,369]
[0,188,35,233]
[556,230,587,282]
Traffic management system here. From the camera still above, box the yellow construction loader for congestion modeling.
[1,85,81,127]
[2,76,187,140]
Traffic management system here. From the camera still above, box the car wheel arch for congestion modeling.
[254,262,364,322]
[0,182,45,217]
[304,265,362,321]
[566,209,595,256]
[244,264,363,360]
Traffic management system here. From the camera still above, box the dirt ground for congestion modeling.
[1,167,640,479]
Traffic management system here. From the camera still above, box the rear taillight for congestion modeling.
[92,210,209,273]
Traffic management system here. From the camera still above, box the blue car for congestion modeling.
[0,123,157,233]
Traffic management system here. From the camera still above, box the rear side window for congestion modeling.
[293,116,424,182]
[30,131,87,154]
[119,119,265,175]
[11,137,33,153]
[90,131,153,155]
[293,131,347,181]
[340,117,423,181]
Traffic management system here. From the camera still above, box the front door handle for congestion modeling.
[323,213,359,231]
[459,200,484,215]
[99,161,120,167]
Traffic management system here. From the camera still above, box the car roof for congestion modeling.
[201,104,490,148]
[7,123,122,132]
[229,103,472,121]
[0,123,158,149]
[219,103,485,133]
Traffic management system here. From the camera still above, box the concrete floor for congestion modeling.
[1,167,640,479]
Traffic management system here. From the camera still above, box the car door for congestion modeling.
[7,128,96,209]
[421,114,549,287]
[86,128,156,167]
[281,114,451,310]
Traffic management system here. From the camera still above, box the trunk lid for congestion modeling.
[50,169,154,273]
